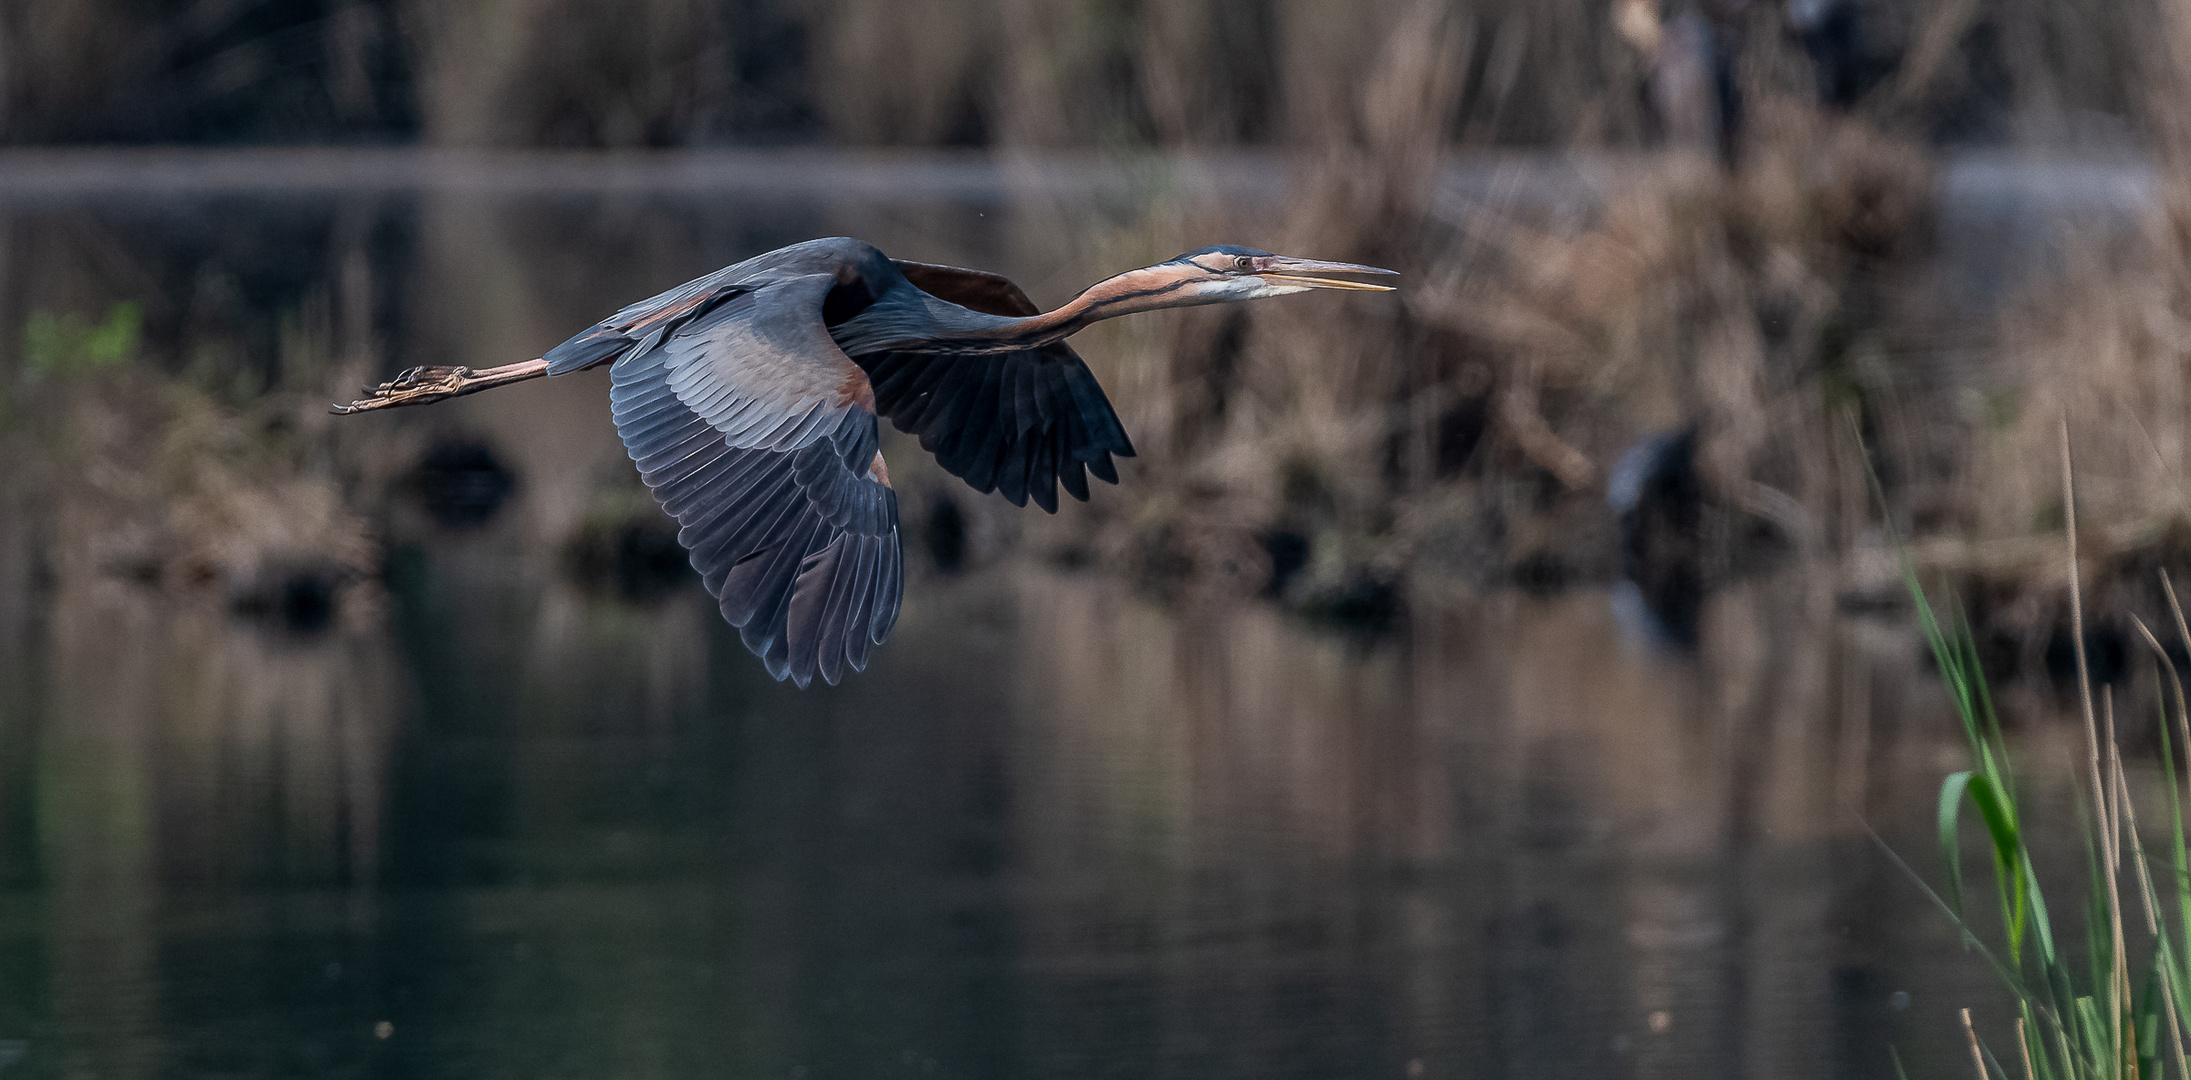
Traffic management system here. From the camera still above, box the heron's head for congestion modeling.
[1055,244,1398,330]
[1163,245,1399,301]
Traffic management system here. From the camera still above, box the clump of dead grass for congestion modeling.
[6,347,383,630]
[987,0,1977,618]
[1948,0,2191,582]
[1013,1,1471,606]
[1399,108,1938,575]
[8,0,2185,151]
[1049,88,1943,609]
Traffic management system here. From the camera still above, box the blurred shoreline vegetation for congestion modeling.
[2,0,2190,658]
[4,297,379,635]
[960,0,2191,648]
[22,301,138,378]
[0,0,2168,151]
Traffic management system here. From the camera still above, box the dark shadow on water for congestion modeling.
[415,440,517,530]
[924,495,967,574]
[229,566,342,635]
[1611,427,1704,648]
[565,516,696,602]
[1259,528,1309,596]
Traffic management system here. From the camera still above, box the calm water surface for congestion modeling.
[0,153,2116,1079]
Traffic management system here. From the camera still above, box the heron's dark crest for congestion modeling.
[334,237,1396,687]
[1172,244,1274,259]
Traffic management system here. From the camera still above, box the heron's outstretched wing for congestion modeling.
[871,261,1137,513]
[634,405,901,688]
[545,271,903,688]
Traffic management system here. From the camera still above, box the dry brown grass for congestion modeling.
[13,0,2191,651]
[4,349,383,629]
[6,0,2175,149]
[1898,0,2191,650]
[1413,108,1932,528]
[1019,48,1947,607]
[406,0,729,147]
[991,2,1475,601]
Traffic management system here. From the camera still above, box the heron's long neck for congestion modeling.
[850,266,1205,355]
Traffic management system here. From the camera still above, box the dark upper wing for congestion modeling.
[865,261,1136,513]
[545,265,902,687]
[892,260,1043,318]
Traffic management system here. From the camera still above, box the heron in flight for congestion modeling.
[335,238,1396,686]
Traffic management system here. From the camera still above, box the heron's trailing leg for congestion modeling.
[330,358,551,414]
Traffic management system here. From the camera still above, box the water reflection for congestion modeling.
[1000,574,1866,1077]
[0,546,2004,1079]
[0,161,2102,1079]
[20,581,401,1080]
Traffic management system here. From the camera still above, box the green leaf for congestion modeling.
[1966,773,2028,953]
[83,301,139,367]
[1941,771,1977,924]
[22,302,140,379]
[2025,857,2058,965]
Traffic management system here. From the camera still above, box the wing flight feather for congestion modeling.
[546,256,903,687]
[865,260,1137,512]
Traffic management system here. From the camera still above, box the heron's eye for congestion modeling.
[1233,256,1254,271]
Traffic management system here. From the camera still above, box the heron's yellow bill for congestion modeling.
[1258,257,1400,291]
[1258,274,1397,291]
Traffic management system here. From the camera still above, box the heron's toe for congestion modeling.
[330,367,470,414]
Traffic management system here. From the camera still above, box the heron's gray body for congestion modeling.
[540,237,1134,687]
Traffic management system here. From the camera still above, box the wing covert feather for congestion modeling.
[574,252,903,687]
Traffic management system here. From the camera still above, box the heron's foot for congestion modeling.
[331,366,475,414]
